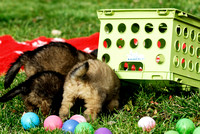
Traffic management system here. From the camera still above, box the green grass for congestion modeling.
[0,0,200,133]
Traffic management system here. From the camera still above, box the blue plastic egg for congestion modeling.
[21,112,40,130]
[62,119,79,133]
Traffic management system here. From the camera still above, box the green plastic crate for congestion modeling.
[97,8,200,88]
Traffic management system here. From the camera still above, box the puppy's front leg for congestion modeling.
[107,96,119,111]
[59,97,74,121]
[23,98,36,112]
[84,95,103,121]
[40,99,51,116]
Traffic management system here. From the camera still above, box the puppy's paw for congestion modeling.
[59,111,68,121]
[84,110,97,122]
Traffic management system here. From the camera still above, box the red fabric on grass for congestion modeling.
[0,32,99,75]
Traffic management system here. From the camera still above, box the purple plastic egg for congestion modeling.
[95,127,112,134]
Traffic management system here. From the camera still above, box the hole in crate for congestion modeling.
[181,58,186,69]
[183,27,189,38]
[131,23,140,33]
[118,23,126,33]
[159,23,167,33]
[182,43,187,54]
[145,23,153,33]
[130,38,138,48]
[131,64,136,71]
[173,56,179,67]
[102,54,110,63]
[104,23,113,33]
[176,25,181,36]
[190,30,195,41]
[117,38,125,48]
[156,54,165,64]
[198,33,200,43]
[195,63,200,73]
[138,66,143,71]
[157,39,166,48]
[197,48,200,58]
[103,38,111,48]
[120,62,143,71]
[175,40,180,51]
[188,60,193,71]
[189,45,194,56]
[123,62,128,71]
[143,38,152,48]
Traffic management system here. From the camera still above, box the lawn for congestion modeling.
[0,0,200,133]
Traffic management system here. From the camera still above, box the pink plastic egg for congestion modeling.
[69,114,87,123]
[44,115,63,131]
[138,116,156,131]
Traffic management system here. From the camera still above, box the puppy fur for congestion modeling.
[4,42,96,89]
[59,59,120,121]
[0,71,65,115]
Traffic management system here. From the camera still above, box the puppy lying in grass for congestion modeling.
[4,42,96,89]
[0,71,65,115]
[59,59,120,121]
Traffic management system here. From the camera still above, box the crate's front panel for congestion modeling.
[170,19,200,85]
[98,19,173,80]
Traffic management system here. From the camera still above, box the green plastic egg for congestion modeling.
[164,130,179,134]
[74,122,94,134]
[176,118,195,134]
[193,126,200,134]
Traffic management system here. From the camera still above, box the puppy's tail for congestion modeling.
[0,82,27,102]
[4,53,28,89]
[70,61,89,80]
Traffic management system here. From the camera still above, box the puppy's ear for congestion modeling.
[70,61,89,79]
[90,49,98,57]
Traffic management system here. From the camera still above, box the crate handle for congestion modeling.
[152,75,163,79]
[177,11,188,17]
[157,10,169,16]
[104,10,114,15]
[175,78,183,83]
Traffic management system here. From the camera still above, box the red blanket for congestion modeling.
[0,33,99,75]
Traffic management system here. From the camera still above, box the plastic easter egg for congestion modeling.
[74,122,94,134]
[176,118,195,134]
[21,112,40,130]
[95,127,112,134]
[62,119,79,133]
[138,116,156,131]
[164,130,179,134]
[69,114,87,123]
[44,115,63,131]
[193,126,200,134]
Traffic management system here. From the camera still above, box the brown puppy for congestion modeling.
[4,42,96,89]
[0,71,65,115]
[59,59,120,121]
